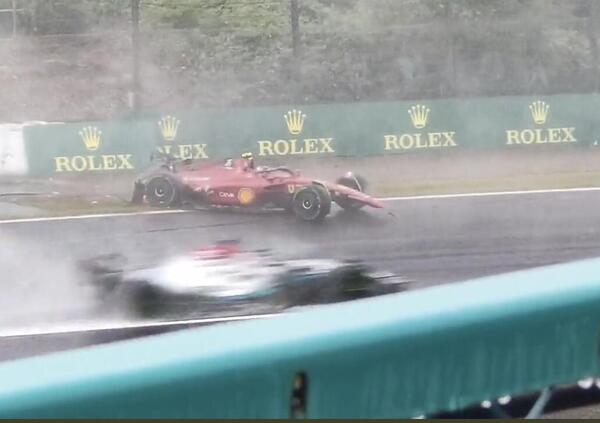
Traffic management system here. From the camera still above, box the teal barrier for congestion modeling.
[1,258,600,418]
[22,93,600,176]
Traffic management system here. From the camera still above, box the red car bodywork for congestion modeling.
[174,159,384,209]
[134,156,384,218]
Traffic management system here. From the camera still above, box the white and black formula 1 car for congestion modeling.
[79,241,409,317]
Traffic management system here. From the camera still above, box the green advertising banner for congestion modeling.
[22,93,600,176]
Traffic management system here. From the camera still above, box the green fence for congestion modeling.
[1,257,600,418]
[23,93,600,176]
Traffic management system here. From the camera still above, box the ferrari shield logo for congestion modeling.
[287,184,296,194]
[237,188,255,205]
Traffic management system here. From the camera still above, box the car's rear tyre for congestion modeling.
[292,184,332,221]
[145,174,179,208]
[335,173,368,210]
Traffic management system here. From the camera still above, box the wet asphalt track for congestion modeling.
[3,190,600,362]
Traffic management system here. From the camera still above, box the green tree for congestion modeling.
[19,0,129,34]
[142,0,288,34]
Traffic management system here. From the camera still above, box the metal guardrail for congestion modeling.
[1,257,600,418]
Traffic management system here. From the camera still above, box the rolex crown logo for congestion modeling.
[79,126,101,151]
[158,115,180,141]
[529,100,549,125]
[284,109,306,135]
[408,104,430,129]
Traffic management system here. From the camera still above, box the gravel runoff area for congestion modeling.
[2,148,600,219]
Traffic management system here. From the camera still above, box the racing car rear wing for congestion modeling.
[2,258,600,417]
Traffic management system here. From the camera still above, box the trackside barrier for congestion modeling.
[1,258,600,417]
[21,93,600,176]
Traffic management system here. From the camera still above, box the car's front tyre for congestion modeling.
[292,184,332,221]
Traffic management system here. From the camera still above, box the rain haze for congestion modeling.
[1,0,600,418]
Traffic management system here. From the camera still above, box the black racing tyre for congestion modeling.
[335,173,368,210]
[130,284,162,318]
[292,184,332,222]
[145,174,179,208]
[337,268,377,300]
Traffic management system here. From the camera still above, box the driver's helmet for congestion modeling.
[241,152,255,169]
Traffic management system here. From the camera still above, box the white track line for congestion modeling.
[0,313,279,338]
[2,186,600,224]
[0,209,188,224]
[381,186,600,202]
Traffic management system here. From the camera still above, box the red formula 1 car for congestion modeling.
[131,152,384,221]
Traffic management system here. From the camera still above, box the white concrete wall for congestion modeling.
[0,124,27,175]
